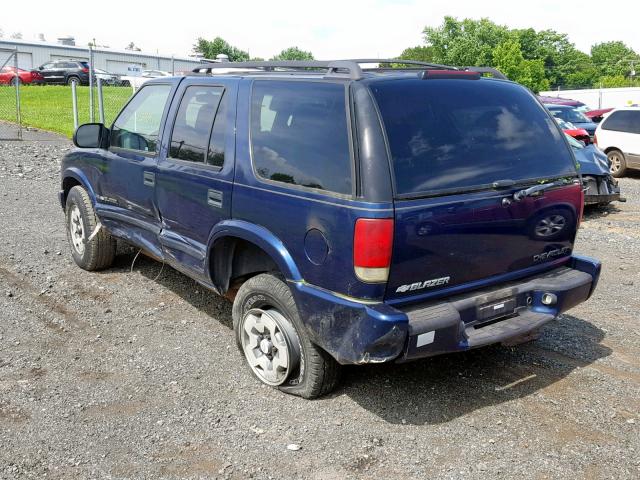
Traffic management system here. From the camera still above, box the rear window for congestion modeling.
[250,80,352,195]
[370,79,577,196]
[602,110,640,134]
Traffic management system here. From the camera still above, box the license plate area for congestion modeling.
[476,297,517,324]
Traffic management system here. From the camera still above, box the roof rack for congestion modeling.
[191,59,506,81]
[461,66,507,80]
[192,60,365,80]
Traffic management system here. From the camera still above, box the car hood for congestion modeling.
[575,145,611,175]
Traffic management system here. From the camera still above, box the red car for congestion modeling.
[555,118,590,144]
[0,66,44,85]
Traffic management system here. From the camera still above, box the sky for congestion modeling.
[1,0,638,60]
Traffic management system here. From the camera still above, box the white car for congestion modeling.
[595,107,640,178]
[120,69,171,89]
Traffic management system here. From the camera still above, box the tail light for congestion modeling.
[353,218,394,283]
[81,67,89,73]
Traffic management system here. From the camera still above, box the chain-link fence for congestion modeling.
[1,46,136,141]
[0,48,22,140]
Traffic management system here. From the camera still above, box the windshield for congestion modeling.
[549,107,590,123]
[370,79,577,196]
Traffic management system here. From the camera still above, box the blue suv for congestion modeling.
[60,60,601,398]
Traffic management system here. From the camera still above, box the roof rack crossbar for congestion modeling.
[461,66,507,80]
[351,58,458,71]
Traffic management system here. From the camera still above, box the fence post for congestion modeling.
[89,44,95,122]
[14,49,22,140]
[71,80,79,130]
[97,78,105,124]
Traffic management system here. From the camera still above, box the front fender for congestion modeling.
[60,166,98,207]
[206,219,303,283]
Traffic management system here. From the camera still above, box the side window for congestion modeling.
[110,84,172,153]
[207,91,228,167]
[602,111,640,134]
[169,85,224,163]
[250,81,352,195]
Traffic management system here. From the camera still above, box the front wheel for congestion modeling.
[65,186,116,271]
[608,149,627,178]
[232,273,341,398]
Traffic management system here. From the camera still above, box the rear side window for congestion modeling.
[602,111,640,134]
[370,79,577,196]
[110,84,172,152]
[250,81,352,195]
[169,85,225,165]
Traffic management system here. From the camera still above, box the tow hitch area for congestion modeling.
[398,257,599,362]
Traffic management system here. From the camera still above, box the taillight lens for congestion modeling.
[593,134,598,146]
[353,218,393,283]
[81,67,89,73]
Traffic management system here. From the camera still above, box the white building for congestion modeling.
[0,37,205,75]
[540,87,640,110]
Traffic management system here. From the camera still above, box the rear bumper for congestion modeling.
[583,175,620,205]
[292,255,600,365]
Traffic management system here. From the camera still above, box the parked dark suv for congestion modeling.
[37,60,90,85]
[59,60,601,398]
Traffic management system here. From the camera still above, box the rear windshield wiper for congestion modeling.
[512,179,568,201]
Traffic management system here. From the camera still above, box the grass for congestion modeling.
[0,85,132,137]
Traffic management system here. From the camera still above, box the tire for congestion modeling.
[528,207,574,241]
[232,273,341,399]
[67,76,80,86]
[608,149,627,178]
[65,186,116,271]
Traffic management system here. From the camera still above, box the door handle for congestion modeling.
[207,189,223,209]
[143,171,155,187]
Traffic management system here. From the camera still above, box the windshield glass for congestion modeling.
[549,107,590,123]
[370,79,577,196]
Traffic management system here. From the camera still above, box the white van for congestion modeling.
[595,107,640,177]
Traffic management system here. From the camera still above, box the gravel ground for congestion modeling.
[0,135,638,480]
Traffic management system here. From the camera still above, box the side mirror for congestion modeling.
[73,123,109,149]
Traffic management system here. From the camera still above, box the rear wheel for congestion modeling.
[67,76,80,86]
[65,186,116,271]
[608,149,627,178]
[10,77,21,86]
[232,273,341,398]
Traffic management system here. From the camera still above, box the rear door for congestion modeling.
[368,77,582,302]
[154,78,237,279]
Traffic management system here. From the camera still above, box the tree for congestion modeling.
[193,37,249,61]
[270,46,314,61]
[515,28,593,88]
[423,17,510,66]
[398,46,435,62]
[591,41,639,77]
[493,37,549,92]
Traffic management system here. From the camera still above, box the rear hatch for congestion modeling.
[369,76,582,302]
